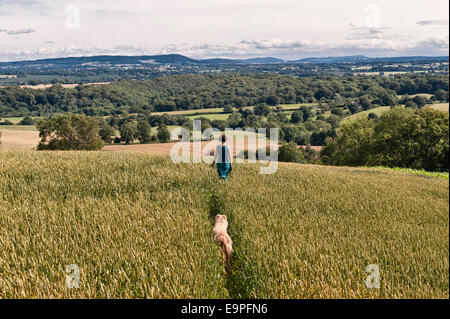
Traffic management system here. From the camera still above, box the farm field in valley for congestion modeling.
[1,117,32,124]
[152,108,227,116]
[341,104,449,124]
[341,107,391,123]
[103,139,264,157]
[0,151,448,298]
[186,113,231,121]
[0,129,40,150]
[399,93,434,99]
[0,82,111,90]
[1,124,268,153]
[0,125,38,131]
[429,103,449,112]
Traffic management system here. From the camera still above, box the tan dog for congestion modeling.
[213,214,233,267]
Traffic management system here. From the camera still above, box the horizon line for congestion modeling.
[1,53,449,64]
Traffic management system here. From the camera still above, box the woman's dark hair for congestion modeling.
[220,134,227,143]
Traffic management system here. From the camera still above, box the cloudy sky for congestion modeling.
[0,0,448,61]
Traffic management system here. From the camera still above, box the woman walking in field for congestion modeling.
[211,134,232,180]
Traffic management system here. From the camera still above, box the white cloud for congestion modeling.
[0,28,35,35]
[416,20,449,26]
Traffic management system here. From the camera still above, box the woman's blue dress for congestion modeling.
[216,145,231,179]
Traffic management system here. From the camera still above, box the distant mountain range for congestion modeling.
[0,54,448,67]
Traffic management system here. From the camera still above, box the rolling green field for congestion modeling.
[0,125,37,131]
[1,117,42,124]
[0,151,448,298]
[341,107,391,123]
[1,117,25,124]
[277,103,316,110]
[152,108,227,116]
[399,93,434,99]
[150,125,179,135]
[186,113,231,121]
[342,104,448,124]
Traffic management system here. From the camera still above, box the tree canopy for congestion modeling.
[321,107,449,171]
[0,73,447,117]
[37,114,104,151]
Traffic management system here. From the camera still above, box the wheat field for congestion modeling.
[0,151,448,298]
[217,164,449,298]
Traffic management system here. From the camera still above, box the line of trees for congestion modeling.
[114,120,170,144]
[115,120,166,144]
[321,107,449,172]
[0,73,447,117]
[35,114,173,151]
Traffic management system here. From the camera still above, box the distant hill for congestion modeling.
[0,54,238,67]
[292,55,449,64]
[292,55,370,63]
[0,54,447,68]
[143,54,197,64]
[368,56,450,63]
[1,54,198,67]
[241,57,286,64]
[199,58,240,64]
